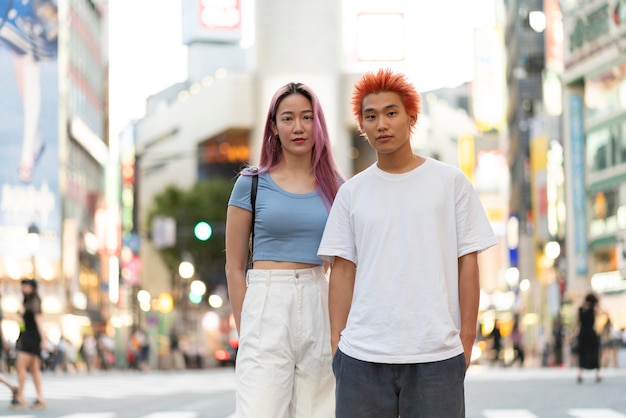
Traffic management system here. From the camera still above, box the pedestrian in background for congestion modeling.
[80,333,98,372]
[552,315,565,367]
[0,372,17,401]
[225,82,343,417]
[318,68,497,418]
[511,316,525,367]
[600,317,619,368]
[0,331,18,401]
[490,320,503,366]
[11,279,46,409]
[575,292,602,383]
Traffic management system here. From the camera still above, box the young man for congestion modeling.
[318,69,497,418]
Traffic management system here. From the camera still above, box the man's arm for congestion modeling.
[328,256,356,355]
[458,251,480,369]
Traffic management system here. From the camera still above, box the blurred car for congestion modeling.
[214,338,238,367]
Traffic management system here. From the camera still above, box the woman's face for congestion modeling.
[22,283,34,294]
[271,93,315,158]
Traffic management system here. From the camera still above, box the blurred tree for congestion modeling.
[147,178,234,291]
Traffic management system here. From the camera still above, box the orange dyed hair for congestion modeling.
[351,68,422,130]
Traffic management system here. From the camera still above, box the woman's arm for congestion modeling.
[225,205,253,335]
[458,251,480,369]
[34,310,45,351]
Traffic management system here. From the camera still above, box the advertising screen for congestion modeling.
[0,0,61,279]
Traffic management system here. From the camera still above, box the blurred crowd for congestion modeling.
[0,326,214,375]
[478,312,626,370]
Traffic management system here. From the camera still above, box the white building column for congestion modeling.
[253,0,351,176]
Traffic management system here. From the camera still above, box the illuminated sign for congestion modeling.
[182,0,242,44]
[200,0,241,30]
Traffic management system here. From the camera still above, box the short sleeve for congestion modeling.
[455,173,497,256]
[30,297,42,315]
[228,173,254,212]
[317,186,357,264]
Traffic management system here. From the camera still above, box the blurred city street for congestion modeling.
[0,366,625,417]
[2,0,626,416]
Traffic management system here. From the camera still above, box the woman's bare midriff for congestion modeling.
[253,260,319,270]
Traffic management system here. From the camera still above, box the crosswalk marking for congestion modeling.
[3,409,626,418]
[484,410,539,417]
[568,409,626,418]
[59,415,116,418]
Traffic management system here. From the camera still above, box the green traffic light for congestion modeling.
[194,221,212,241]
[188,291,202,304]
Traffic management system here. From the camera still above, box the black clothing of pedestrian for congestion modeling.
[576,293,601,383]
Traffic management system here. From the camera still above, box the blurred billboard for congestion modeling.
[181,0,242,45]
[471,26,506,132]
[0,0,61,278]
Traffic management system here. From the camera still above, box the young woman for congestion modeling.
[11,279,46,409]
[576,292,602,383]
[225,82,343,417]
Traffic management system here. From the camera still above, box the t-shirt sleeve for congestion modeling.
[317,187,357,264]
[31,297,42,315]
[455,174,498,257]
[228,174,254,212]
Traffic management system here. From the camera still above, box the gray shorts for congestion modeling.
[332,349,466,418]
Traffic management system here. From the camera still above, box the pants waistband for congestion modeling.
[246,266,325,284]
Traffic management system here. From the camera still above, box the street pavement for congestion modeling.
[0,365,624,417]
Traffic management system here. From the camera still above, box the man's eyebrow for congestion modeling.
[363,103,400,113]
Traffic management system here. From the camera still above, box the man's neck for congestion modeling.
[376,152,425,174]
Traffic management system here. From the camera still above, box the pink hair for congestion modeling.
[351,68,422,131]
[244,82,344,207]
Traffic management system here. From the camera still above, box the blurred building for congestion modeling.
[0,0,110,349]
[500,0,570,361]
[561,0,626,328]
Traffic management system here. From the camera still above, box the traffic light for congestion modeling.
[194,221,212,241]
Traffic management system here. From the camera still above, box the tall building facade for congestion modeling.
[0,0,109,347]
[503,0,569,346]
[562,0,626,328]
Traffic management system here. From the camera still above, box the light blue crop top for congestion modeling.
[228,171,329,265]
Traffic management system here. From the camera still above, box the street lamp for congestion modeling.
[177,259,195,328]
[178,261,195,279]
[27,223,40,279]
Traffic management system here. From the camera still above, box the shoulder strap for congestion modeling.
[248,174,258,268]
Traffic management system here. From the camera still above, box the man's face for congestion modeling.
[360,91,415,155]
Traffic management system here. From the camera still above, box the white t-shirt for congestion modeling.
[318,158,497,364]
